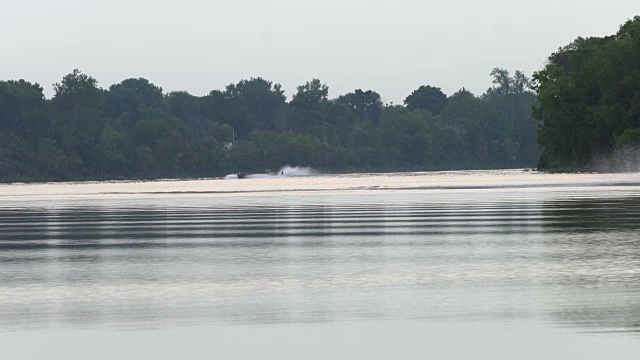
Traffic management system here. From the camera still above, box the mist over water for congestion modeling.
[591,145,640,173]
[278,165,316,176]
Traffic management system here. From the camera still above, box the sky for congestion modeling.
[1,0,638,103]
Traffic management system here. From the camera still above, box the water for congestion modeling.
[1,170,639,359]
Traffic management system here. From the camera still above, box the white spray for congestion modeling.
[224,165,316,179]
[277,165,316,177]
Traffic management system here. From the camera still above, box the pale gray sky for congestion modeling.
[1,0,638,103]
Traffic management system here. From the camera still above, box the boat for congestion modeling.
[237,172,247,179]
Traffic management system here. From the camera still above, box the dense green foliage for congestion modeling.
[533,16,640,169]
[0,69,537,181]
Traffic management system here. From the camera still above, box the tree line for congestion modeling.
[534,16,640,170]
[0,68,538,181]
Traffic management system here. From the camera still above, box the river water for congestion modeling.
[1,170,639,359]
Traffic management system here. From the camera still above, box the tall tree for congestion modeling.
[290,79,329,110]
[404,85,447,115]
[336,89,383,124]
[51,70,106,176]
[224,78,286,130]
[0,80,49,145]
[484,69,538,166]
[533,16,640,169]
[52,69,103,112]
[289,79,330,132]
[107,78,164,122]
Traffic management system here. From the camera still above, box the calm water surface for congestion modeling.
[1,170,639,359]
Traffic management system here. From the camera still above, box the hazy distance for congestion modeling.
[2,0,638,102]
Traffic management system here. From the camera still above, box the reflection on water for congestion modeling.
[542,197,640,332]
[1,171,640,335]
